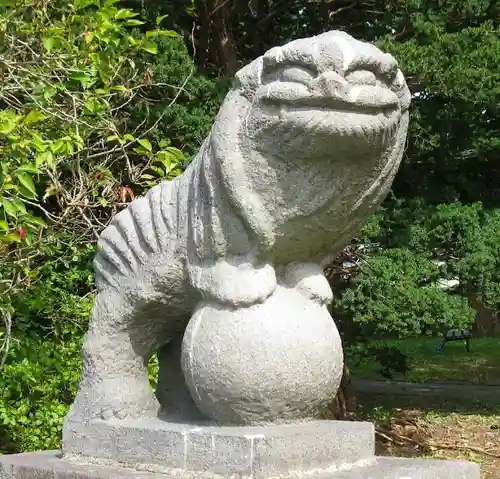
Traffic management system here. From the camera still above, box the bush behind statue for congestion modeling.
[0,0,223,453]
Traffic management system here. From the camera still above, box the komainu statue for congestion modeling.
[65,30,411,427]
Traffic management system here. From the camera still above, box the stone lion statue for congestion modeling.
[64,30,410,426]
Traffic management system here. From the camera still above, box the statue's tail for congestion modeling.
[93,179,181,291]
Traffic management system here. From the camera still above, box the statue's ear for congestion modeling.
[234,57,263,99]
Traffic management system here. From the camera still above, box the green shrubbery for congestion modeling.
[334,200,482,339]
[0,235,93,452]
[0,0,225,453]
[125,35,230,157]
[334,198,500,353]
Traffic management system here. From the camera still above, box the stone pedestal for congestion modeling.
[0,418,480,478]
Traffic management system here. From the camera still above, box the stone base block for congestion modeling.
[62,418,375,477]
[328,457,480,478]
[0,451,480,478]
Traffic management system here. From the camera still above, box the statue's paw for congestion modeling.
[68,382,160,423]
[188,260,277,307]
[99,405,148,421]
[95,396,159,421]
[281,263,333,307]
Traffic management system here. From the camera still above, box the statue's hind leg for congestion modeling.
[156,335,207,421]
[64,289,160,425]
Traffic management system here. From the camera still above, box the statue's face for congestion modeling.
[238,31,411,165]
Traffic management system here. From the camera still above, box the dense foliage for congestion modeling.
[0,0,224,453]
[1,0,499,453]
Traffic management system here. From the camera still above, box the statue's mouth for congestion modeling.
[262,84,401,117]
[258,85,402,146]
[268,97,400,121]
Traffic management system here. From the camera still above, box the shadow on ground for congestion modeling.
[358,392,500,418]
[351,337,500,385]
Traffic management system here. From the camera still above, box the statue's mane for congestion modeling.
[186,84,275,267]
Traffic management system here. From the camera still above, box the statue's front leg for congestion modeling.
[187,256,277,308]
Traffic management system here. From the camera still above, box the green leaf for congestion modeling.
[12,199,26,214]
[50,140,65,153]
[24,231,33,245]
[156,14,168,25]
[150,165,165,176]
[24,214,47,228]
[111,85,129,93]
[0,233,21,244]
[84,99,96,113]
[36,151,55,167]
[74,0,98,8]
[16,172,36,195]
[155,151,173,168]
[18,164,39,174]
[137,138,152,152]
[29,133,46,152]
[43,37,56,52]
[126,35,138,46]
[115,9,138,19]
[124,19,145,26]
[139,174,156,180]
[165,146,186,160]
[70,72,93,87]
[2,199,17,218]
[140,41,158,54]
[24,110,46,125]
[146,29,178,39]
[0,118,16,135]
[0,220,8,231]
[73,134,85,151]
[18,185,37,200]
[134,146,151,155]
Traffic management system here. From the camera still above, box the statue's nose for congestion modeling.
[315,71,347,98]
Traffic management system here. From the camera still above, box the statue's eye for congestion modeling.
[279,67,315,85]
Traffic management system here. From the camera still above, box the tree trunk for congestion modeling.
[194,0,239,77]
[211,3,239,77]
[194,1,212,73]
[328,360,356,419]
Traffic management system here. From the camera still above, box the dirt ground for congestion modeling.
[358,393,500,478]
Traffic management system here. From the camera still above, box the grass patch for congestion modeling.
[350,336,500,384]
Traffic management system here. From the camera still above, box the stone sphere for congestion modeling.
[181,285,343,425]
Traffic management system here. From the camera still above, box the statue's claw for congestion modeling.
[282,263,333,307]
